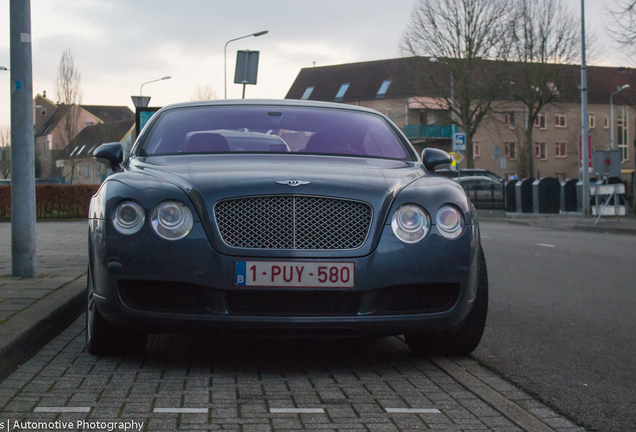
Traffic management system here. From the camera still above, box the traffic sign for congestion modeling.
[493,145,501,159]
[453,133,466,151]
[452,151,464,165]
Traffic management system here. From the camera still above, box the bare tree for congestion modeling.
[0,125,10,179]
[401,0,509,167]
[54,49,83,184]
[605,0,636,57]
[191,84,218,101]
[507,0,581,178]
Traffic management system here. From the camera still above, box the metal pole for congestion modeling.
[10,0,37,278]
[580,0,590,217]
[610,94,614,150]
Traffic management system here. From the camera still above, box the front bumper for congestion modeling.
[89,220,480,337]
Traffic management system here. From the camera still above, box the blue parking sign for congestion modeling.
[453,133,466,151]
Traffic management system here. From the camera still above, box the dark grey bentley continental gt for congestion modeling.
[87,99,488,356]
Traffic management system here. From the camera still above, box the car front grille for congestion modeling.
[226,290,363,316]
[214,196,372,250]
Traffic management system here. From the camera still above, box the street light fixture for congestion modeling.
[224,30,269,99]
[0,66,8,71]
[610,84,629,150]
[140,76,171,98]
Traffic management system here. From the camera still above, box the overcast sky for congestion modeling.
[0,0,628,130]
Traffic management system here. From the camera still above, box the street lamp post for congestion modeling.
[224,31,268,99]
[610,84,629,150]
[140,76,171,98]
[580,0,590,217]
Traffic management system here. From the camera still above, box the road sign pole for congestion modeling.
[10,0,38,278]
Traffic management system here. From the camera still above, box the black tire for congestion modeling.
[405,247,488,357]
[86,267,147,355]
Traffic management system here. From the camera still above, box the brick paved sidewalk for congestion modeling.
[0,222,87,323]
[0,222,88,381]
[0,318,583,432]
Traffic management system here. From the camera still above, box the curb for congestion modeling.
[0,274,86,383]
[479,217,636,235]
[431,357,557,432]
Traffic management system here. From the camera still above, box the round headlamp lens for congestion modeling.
[151,201,193,240]
[436,205,464,239]
[158,202,185,228]
[391,204,430,243]
[112,201,144,234]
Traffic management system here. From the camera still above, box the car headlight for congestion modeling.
[391,204,430,243]
[151,201,193,240]
[436,205,465,239]
[112,201,145,235]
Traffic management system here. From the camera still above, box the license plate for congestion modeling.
[235,261,355,288]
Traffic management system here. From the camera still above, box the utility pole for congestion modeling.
[10,0,38,278]
[580,0,590,217]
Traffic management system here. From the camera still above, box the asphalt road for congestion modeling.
[475,221,636,432]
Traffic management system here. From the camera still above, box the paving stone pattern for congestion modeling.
[0,222,88,322]
[0,317,582,432]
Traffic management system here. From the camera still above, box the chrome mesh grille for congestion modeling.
[214,196,372,250]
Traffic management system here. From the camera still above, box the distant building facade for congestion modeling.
[285,57,636,185]
[32,94,134,180]
[57,120,135,185]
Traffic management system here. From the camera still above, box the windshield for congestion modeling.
[139,106,410,160]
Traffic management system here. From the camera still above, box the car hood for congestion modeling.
[129,154,425,257]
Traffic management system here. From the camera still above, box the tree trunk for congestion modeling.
[466,134,475,169]
[524,118,534,179]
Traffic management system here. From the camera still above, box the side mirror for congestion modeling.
[94,142,124,172]
[421,148,452,172]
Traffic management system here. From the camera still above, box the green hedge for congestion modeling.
[0,185,100,220]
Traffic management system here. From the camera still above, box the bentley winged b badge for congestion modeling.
[276,180,311,187]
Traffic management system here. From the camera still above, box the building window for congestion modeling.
[503,112,515,128]
[534,113,546,129]
[473,142,480,159]
[376,80,391,98]
[588,113,596,128]
[41,109,47,116]
[335,83,350,101]
[300,86,314,100]
[535,142,547,160]
[86,165,90,177]
[604,117,610,129]
[555,142,567,158]
[504,142,516,160]
[555,114,567,128]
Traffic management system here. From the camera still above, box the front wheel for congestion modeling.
[86,267,147,355]
[405,247,488,357]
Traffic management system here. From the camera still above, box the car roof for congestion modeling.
[157,99,383,116]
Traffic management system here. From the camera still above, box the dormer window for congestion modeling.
[376,80,391,98]
[335,83,350,101]
[300,86,314,100]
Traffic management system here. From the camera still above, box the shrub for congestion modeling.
[0,184,100,220]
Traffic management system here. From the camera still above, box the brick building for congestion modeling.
[285,57,636,186]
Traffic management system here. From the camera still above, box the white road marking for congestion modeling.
[153,408,208,413]
[34,407,91,412]
[385,408,441,414]
[270,408,325,413]
[537,243,556,248]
